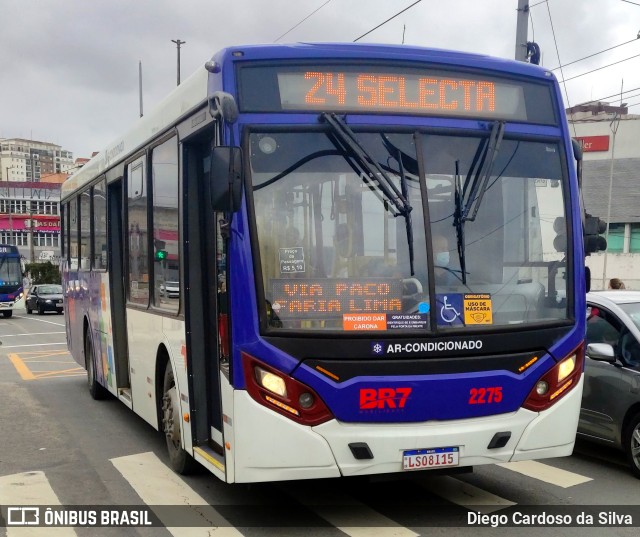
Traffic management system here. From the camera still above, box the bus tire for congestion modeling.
[86,334,108,400]
[2,311,12,318]
[624,412,640,479]
[162,362,198,474]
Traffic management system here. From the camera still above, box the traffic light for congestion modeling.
[583,213,607,256]
[154,239,167,262]
[553,217,567,252]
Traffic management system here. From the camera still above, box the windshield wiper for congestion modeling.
[322,113,415,274]
[462,120,505,222]
[451,122,504,284]
[453,160,467,285]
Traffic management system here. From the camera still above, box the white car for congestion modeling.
[159,281,180,298]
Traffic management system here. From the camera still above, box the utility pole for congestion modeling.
[29,154,36,263]
[171,39,186,86]
[515,0,529,61]
[139,61,144,118]
[4,165,14,245]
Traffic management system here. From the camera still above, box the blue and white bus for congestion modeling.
[61,43,598,482]
[0,244,25,318]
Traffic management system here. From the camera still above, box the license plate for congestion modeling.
[402,447,459,470]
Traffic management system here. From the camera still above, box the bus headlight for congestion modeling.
[243,352,333,426]
[523,344,583,412]
[254,366,287,397]
[557,353,576,382]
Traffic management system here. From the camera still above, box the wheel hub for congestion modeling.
[631,425,640,470]
[162,387,181,445]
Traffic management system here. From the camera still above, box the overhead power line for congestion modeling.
[544,0,575,134]
[588,85,640,105]
[274,0,333,43]
[354,0,423,42]
[550,37,640,72]
[558,52,640,83]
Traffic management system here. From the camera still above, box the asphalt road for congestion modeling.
[1,308,639,537]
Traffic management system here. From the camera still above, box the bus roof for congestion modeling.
[62,42,555,200]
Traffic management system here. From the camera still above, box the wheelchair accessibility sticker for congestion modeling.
[436,294,464,326]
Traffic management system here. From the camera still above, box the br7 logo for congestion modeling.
[359,387,412,409]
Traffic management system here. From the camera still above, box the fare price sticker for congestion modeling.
[463,294,493,325]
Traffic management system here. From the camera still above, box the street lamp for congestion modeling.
[171,39,186,86]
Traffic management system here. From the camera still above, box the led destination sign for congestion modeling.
[270,278,403,320]
[278,71,522,118]
[238,63,556,122]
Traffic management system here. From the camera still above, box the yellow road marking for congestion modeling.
[8,354,36,380]
[34,368,85,378]
[8,352,84,381]
[22,360,78,364]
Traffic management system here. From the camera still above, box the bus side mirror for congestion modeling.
[209,146,243,212]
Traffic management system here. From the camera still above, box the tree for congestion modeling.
[25,261,61,284]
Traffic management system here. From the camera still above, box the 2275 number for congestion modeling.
[468,386,503,404]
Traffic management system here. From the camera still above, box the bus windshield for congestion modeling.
[0,257,22,288]
[250,129,569,332]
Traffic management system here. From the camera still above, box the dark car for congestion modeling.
[26,284,64,315]
[580,291,640,478]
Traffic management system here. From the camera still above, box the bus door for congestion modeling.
[183,134,226,458]
[107,178,131,395]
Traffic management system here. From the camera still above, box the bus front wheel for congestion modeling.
[162,362,198,474]
[86,334,108,400]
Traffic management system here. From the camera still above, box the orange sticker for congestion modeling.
[463,293,493,325]
[343,313,387,331]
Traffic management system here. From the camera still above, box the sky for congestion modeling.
[1,0,640,160]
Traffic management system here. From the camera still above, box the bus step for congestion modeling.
[118,388,132,402]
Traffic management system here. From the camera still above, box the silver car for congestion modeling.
[159,281,180,299]
[581,291,640,478]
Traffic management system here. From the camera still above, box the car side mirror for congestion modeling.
[586,343,616,362]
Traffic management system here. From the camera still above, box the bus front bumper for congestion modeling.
[232,375,583,483]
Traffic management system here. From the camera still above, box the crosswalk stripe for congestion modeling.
[0,471,78,536]
[497,460,592,488]
[110,451,242,536]
[418,475,516,514]
[278,482,419,537]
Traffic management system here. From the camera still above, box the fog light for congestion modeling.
[535,380,549,395]
[299,392,314,409]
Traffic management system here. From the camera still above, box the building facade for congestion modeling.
[568,102,640,290]
[0,138,77,263]
[0,181,62,263]
[0,138,74,182]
